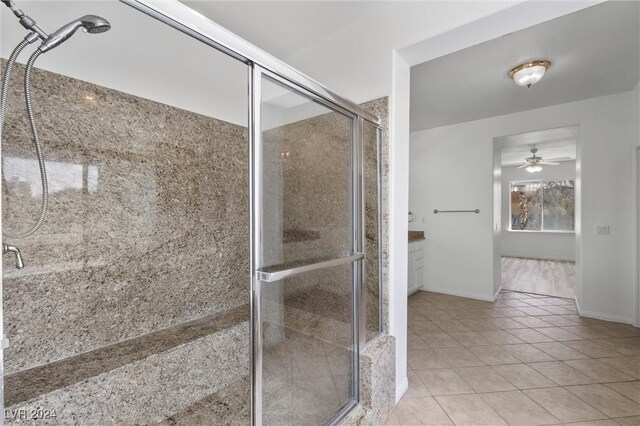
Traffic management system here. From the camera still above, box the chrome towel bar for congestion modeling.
[433,209,480,214]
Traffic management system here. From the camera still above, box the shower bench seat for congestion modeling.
[4,304,249,424]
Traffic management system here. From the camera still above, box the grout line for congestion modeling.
[407,289,640,425]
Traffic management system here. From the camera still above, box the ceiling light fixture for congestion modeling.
[526,164,542,173]
[508,60,551,88]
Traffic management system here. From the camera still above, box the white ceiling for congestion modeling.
[1,1,249,125]
[2,0,522,125]
[410,1,640,132]
[181,1,384,60]
[498,126,578,166]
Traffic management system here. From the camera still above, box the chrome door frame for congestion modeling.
[251,65,362,425]
[117,1,384,424]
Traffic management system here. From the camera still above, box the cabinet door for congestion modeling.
[408,252,417,293]
[416,257,424,292]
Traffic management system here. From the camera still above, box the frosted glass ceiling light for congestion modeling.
[526,164,543,173]
[508,60,551,88]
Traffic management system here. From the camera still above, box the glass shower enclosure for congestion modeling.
[1,1,384,424]
[253,69,363,424]
[109,3,384,424]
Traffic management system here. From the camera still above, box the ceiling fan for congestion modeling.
[516,148,561,172]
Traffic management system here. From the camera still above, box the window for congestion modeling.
[510,179,575,232]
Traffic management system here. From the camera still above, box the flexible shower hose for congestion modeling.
[1,40,49,239]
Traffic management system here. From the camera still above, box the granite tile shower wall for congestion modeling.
[262,99,388,333]
[0,54,389,422]
[1,61,249,374]
[362,97,389,335]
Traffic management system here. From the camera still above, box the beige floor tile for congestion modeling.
[408,332,429,349]
[561,326,617,339]
[599,356,640,379]
[480,390,560,425]
[405,290,638,426]
[492,363,556,389]
[404,370,431,398]
[459,318,502,331]
[447,331,492,346]
[564,420,620,426]
[540,305,576,315]
[467,345,521,365]
[564,359,636,383]
[507,328,556,343]
[413,368,474,396]
[565,384,640,418]
[592,325,640,338]
[386,396,454,425]
[519,306,555,316]
[534,327,583,341]
[433,347,486,367]
[423,311,454,321]
[501,299,534,308]
[524,387,607,423]
[533,342,592,360]
[597,338,640,356]
[418,332,462,348]
[454,366,516,393]
[408,319,443,334]
[529,361,597,386]
[606,381,640,404]
[513,316,555,328]
[490,307,528,317]
[501,343,556,362]
[487,317,528,329]
[564,340,625,358]
[432,319,473,332]
[479,330,526,345]
[613,415,640,425]
[525,298,557,307]
[408,348,448,370]
[540,315,581,327]
[435,394,508,425]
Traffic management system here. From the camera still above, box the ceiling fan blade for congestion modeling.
[516,163,529,169]
[540,161,560,165]
[545,157,572,162]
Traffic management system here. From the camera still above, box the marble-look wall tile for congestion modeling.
[361,97,390,334]
[1,62,249,373]
[7,323,249,425]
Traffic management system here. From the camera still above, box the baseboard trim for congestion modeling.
[395,377,408,403]
[493,285,503,301]
[421,286,495,302]
[575,296,633,325]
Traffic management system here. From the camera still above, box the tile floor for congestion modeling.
[386,290,640,426]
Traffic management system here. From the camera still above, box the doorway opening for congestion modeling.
[494,126,579,299]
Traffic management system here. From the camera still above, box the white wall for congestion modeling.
[389,51,409,402]
[501,160,576,261]
[409,125,496,301]
[410,87,639,322]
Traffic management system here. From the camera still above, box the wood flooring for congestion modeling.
[502,257,575,299]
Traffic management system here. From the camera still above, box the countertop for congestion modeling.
[408,231,425,242]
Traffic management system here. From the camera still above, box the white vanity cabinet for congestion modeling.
[408,240,424,295]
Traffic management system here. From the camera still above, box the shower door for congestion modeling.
[251,66,362,426]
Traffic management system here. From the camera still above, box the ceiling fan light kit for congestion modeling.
[515,147,562,172]
[508,60,551,88]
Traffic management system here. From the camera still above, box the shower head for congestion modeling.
[39,15,110,53]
